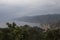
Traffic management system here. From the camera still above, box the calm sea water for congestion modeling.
[0,19,40,28]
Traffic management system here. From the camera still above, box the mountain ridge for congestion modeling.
[17,14,60,24]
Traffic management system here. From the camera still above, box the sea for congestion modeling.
[0,18,40,28]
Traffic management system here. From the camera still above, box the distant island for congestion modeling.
[16,14,60,24]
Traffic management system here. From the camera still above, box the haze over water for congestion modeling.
[0,0,60,27]
[0,17,40,28]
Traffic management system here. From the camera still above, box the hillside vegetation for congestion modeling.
[0,21,60,40]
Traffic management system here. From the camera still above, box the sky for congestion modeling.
[0,0,60,18]
[0,0,60,27]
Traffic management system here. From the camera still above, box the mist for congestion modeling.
[0,0,60,22]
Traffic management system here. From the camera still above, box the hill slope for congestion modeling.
[17,14,60,23]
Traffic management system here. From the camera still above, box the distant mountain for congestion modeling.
[17,14,60,24]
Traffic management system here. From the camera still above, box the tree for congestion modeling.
[45,29,60,40]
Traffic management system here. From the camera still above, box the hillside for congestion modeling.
[17,14,60,23]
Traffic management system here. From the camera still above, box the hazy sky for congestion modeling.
[0,0,60,18]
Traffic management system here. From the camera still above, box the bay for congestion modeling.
[0,19,40,28]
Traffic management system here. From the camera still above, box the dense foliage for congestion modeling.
[0,22,60,40]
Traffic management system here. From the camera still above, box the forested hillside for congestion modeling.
[0,22,60,40]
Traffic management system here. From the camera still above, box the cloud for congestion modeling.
[0,0,60,17]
